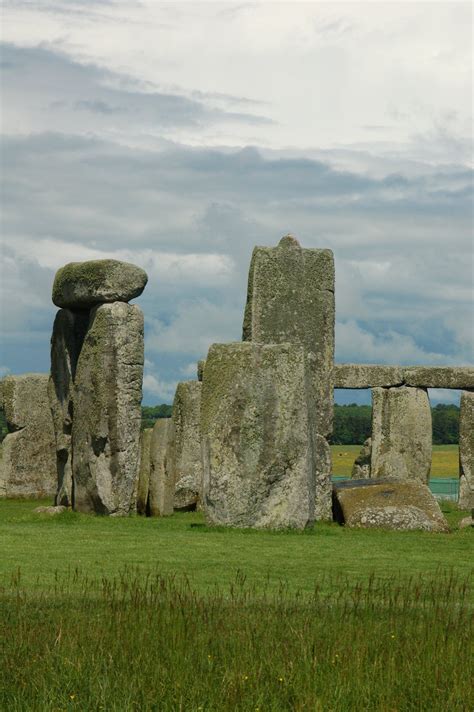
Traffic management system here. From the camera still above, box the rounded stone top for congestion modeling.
[278,234,301,249]
[52,259,148,309]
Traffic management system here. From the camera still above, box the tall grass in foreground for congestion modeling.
[1,570,472,711]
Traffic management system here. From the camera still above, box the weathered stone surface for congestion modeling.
[371,386,432,483]
[72,302,144,515]
[334,364,404,389]
[458,391,474,510]
[0,374,56,498]
[333,479,449,532]
[136,428,152,515]
[333,364,474,389]
[48,308,89,506]
[242,235,335,439]
[197,360,206,382]
[351,438,372,479]
[201,342,318,529]
[168,381,202,511]
[403,366,474,390]
[52,259,148,309]
[149,418,173,516]
[459,515,473,529]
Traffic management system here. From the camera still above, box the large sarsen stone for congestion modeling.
[149,418,174,516]
[52,259,148,309]
[167,381,202,511]
[72,302,144,515]
[0,374,56,498]
[48,308,89,506]
[371,386,432,483]
[201,342,316,529]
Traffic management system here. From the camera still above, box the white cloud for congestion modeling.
[142,373,177,403]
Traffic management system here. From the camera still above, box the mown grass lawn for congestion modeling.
[331,444,459,478]
[1,500,472,711]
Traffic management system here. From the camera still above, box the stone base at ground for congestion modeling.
[458,391,474,510]
[332,479,449,532]
[0,374,56,498]
[201,342,317,529]
[371,386,432,483]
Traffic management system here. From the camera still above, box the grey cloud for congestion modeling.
[1,42,273,135]
[1,129,472,401]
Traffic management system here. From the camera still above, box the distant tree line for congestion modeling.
[0,402,460,445]
[141,404,173,431]
[330,403,459,445]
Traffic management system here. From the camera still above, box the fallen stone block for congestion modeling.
[1,374,56,498]
[371,386,432,484]
[34,505,68,515]
[52,259,147,309]
[201,342,317,529]
[72,302,144,515]
[332,479,449,532]
[458,391,474,510]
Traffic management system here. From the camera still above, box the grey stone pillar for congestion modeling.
[201,342,317,529]
[458,391,473,509]
[242,235,335,520]
[72,302,144,515]
[371,386,432,483]
[149,418,174,516]
[0,374,56,498]
[167,381,202,511]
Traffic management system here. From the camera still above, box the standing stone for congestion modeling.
[136,428,152,515]
[168,381,202,511]
[0,374,56,498]
[72,302,144,515]
[458,391,474,509]
[48,308,89,506]
[242,235,334,519]
[371,386,432,483]
[149,418,174,516]
[201,342,316,529]
[351,438,372,479]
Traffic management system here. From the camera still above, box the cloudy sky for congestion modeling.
[0,0,472,405]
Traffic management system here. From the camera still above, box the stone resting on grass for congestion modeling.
[332,479,449,532]
[49,259,147,515]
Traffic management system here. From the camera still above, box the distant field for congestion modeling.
[331,444,459,478]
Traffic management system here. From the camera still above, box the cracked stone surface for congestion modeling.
[333,479,449,532]
[72,302,144,515]
[1,374,56,498]
[201,342,317,529]
[458,391,474,510]
[167,381,202,511]
[371,386,432,484]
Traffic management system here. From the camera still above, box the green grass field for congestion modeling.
[331,444,459,478]
[1,499,472,711]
